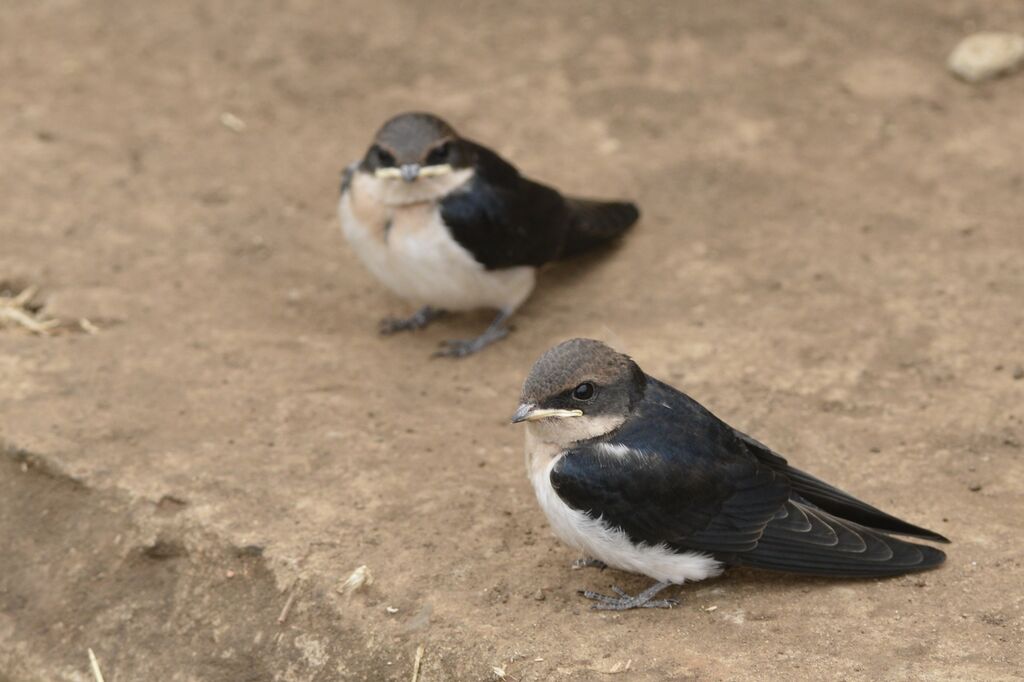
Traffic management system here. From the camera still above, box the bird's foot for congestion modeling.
[571,557,608,571]
[434,323,509,358]
[578,581,677,611]
[379,307,444,335]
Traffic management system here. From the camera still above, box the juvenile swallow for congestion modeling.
[513,339,949,610]
[338,112,639,357]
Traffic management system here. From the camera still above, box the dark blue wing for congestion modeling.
[551,385,791,554]
[440,141,639,270]
[440,142,570,270]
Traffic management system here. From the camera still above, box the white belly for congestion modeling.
[526,436,722,585]
[339,173,535,312]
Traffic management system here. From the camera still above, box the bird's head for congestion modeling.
[513,338,646,448]
[361,111,472,183]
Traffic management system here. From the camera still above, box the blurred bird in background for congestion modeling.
[339,112,639,357]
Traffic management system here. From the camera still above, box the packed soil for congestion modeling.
[2,1,1023,680]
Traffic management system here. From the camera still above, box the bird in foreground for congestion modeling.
[338,112,639,357]
[513,339,949,610]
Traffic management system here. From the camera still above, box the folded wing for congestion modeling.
[549,380,946,577]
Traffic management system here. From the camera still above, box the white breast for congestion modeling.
[526,433,722,585]
[339,171,535,313]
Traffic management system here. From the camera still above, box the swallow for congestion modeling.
[338,112,639,357]
[513,339,949,610]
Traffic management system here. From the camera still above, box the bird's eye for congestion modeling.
[374,146,396,167]
[425,142,450,166]
[572,382,596,401]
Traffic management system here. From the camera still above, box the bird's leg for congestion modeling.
[571,557,608,570]
[434,310,511,358]
[578,581,678,611]
[379,306,445,335]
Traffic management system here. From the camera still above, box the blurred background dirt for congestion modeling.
[1,1,1023,680]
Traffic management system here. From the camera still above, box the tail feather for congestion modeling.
[731,501,947,577]
[560,197,639,258]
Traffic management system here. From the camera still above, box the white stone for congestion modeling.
[948,32,1024,83]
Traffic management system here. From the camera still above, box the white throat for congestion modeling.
[360,167,474,206]
[524,413,625,452]
[524,412,626,483]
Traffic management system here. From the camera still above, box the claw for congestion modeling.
[378,317,414,335]
[378,307,444,336]
[577,581,677,611]
[434,313,511,358]
[572,558,608,571]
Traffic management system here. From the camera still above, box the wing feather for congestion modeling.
[439,142,569,269]
[733,430,949,543]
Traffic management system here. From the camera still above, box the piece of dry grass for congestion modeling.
[277,585,297,625]
[79,317,100,334]
[87,648,105,682]
[491,665,522,681]
[0,285,59,335]
[411,644,425,682]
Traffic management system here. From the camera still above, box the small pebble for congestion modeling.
[532,589,545,601]
[225,570,235,579]
[338,565,374,595]
[968,483,983,492]
[1013,366,1024,380]
[948,32,1024,82]
[220,111,247,132]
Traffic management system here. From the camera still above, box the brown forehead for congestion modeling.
[374,112,457,156]
[522,339,634,398]
[372,135,456,159]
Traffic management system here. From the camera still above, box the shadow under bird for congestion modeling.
[338,112,639,357]
[513,339,949,610]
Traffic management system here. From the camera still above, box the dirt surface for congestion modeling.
[2,1,1024,680]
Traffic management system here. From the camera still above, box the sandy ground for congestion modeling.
[2,1,1024,680]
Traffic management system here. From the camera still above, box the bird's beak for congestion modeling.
[511,404,584,424]
[400,164,420,182]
